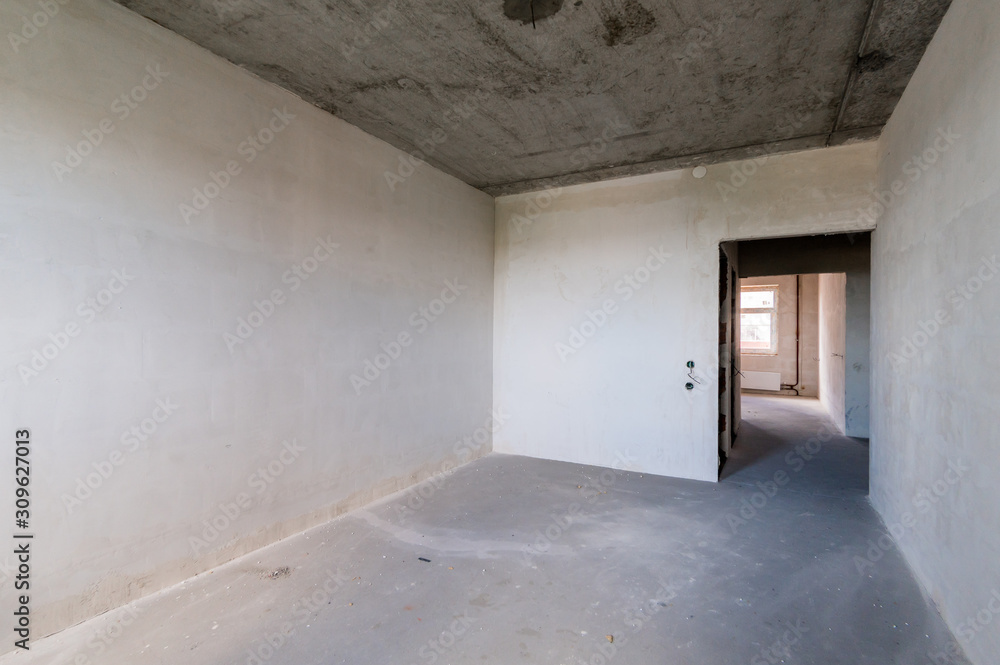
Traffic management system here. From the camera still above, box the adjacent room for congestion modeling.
[722,232,872,493]
[2,0,998,663]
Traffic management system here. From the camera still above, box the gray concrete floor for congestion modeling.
[9,395,968,665]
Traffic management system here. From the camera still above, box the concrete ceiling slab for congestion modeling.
[114,0,951,194]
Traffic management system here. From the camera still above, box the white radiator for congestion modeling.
[742,371,782,391]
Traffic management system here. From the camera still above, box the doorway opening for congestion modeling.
[717,233,871,496]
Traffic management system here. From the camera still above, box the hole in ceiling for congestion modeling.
[503,0,565,25]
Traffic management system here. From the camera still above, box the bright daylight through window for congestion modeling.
[741,286,778,354]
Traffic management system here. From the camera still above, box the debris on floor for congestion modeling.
[263,567,291,579]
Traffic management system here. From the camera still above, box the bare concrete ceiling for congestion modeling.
[115,0,951,195]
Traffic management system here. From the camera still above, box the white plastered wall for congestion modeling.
[819,273,847,431]
[0,0,494,646]
[494,142,878,482]
[845,269,871,437]
[870,0,1000,662]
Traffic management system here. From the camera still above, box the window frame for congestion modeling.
[740,285,779,356]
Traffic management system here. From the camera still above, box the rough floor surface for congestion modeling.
[6,395,968,664]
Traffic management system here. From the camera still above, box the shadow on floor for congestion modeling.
[17,401,970,665]
[723,394,869,500]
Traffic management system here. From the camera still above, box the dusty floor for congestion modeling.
[7,395,968,664]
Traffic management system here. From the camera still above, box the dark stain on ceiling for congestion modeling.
[599,0,657,46]
[113,0,952,195]
[504,0,565,25]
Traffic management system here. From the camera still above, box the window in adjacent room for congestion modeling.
[741,285,778,355]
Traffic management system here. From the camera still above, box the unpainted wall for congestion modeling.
[740,275,820,397]
[819,273,847,431]
[0,0,493,647]
[870,0,1000,662]
[845,269,871,436]
[494,142,878,482]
